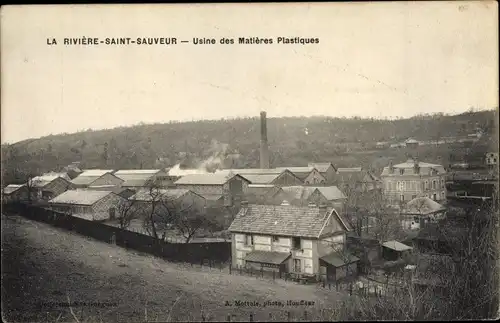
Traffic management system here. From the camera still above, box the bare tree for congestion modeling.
[345,188,400,242]
[139,178,175,241]
[115,198,143,229]
[169,199,216,243]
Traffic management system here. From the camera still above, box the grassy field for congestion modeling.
[1,214,346,322]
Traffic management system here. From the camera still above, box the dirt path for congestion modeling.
[2,215,345,322]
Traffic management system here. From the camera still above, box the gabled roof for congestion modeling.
[42,172,71,181]
[314,186,347,200]
[129,188,195,202]
[3,184,26,195]
[174,173,249,185]
[71,170,122,186]
[239,173,282,184]
[49,190,115,206]
[114,169,163,176]
[228,204,348,238]
[335,168,377,183]
[274,166,315,174]
[402,197,446,215]
[308,162,336,173]
[30,175,67,188]
[86,186,134,196]
[79,169,115,177]
[216,168,283,175]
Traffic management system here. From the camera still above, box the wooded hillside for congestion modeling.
[2,109,498,184]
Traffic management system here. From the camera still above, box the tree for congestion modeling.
[171,198,217,243]
[140,178,175,241]
[115,198,143,230]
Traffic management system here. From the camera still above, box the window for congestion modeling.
[398,181,405,191]
[432,180,437,190]
[441,178,445,189]
[432,193,437,200]
[399,168,405,175]
[272,236,279,243]
[400,195,405,202]
[292,237,301,250]
[245,235,254,246]
[442,191,445,199]
[424,181,429,191]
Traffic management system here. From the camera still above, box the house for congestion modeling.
[308,163,338,183]
[381,158,447,206]
[405,138,419,148]
[217,169,303,187]
[2,184,29,203]
[335,168,380,193]
[48,190,126,221]
[400,197,447,230]
[129,188,206,214]
[86,185,136,199]
[174,173,250,207]
[228,202,359,282]
[114,169,172,188]
[485,152,498,166]
[274,167,327,185]
[244,184,284,205]
[70,169,123,188]
[29,175,75,201]
[278,186,346,210]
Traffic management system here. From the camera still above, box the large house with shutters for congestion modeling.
[228,203,359,282]
[380,158,447,206]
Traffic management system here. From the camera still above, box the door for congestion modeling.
[293,259,301,273]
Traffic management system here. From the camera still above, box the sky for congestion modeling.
[1,2,498,144]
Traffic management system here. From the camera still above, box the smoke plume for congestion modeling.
[167,139,240,176]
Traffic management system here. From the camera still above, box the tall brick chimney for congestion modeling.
[260,111,270,169]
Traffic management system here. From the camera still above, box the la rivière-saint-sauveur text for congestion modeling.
[47,37,320,46]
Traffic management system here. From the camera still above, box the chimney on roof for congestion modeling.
[319,204,328,217]
[414,157,420,174]
[260,111,270,169]
[389,160,394,174]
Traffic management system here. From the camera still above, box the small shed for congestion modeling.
[381,240,413,261]
[319,252,360,282]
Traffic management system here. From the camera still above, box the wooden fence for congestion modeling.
[3,203,231,264]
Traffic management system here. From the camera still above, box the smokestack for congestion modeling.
[260,111,270,169]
